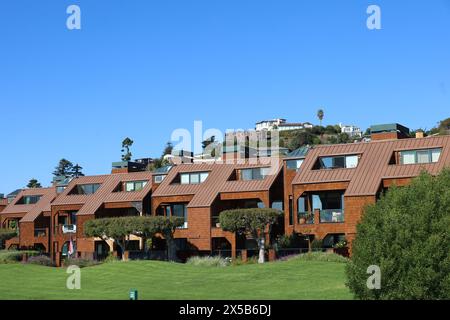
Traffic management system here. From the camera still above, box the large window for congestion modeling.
[286,159,304,171]
[70,184,101,195]
[240,167,271,181]
[400,148,441,165]
[311,192,345,223]
[316,155,359,169]
[125,181,148,192]
[158,203,188,228]
[180,172,209,185]
[16,195,42,205]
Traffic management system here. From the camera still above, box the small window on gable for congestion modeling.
[124,181,148,192]
[179,172,209,185]
[314,155,360,170]
[399,148,441,165]
[16,195,42,205]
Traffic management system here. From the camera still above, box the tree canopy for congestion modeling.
[121,137,134,161]
[346,169,450,299]
[84,216,184,261]
[219,208,282,263]
[27,178,42,188]
[52,159,84,179]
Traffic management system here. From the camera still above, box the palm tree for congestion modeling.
[317,109,324,126]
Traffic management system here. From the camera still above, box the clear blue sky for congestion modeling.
[0,0,449,193]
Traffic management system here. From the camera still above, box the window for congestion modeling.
[125,181,148,192]
[240,167,271,181]
[400,148,442,165]
[271,201,283,210]
[70,184,101,195]
[180,172,209,185]
[153,175,165,183]
[159,203,188,228]
[16,195,42,205]
[316,155,359,169]
[312,192,344,210]
[286,159,304,171]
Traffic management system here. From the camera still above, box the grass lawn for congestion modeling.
[0,257,352,300]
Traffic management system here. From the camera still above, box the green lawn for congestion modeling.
[0,257,352,300]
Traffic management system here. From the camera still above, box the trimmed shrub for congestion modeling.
[186,256,231,267]
[26,255,54,267]
[295,252,349,263]
[0,250,39,264]
[346,170,450,299]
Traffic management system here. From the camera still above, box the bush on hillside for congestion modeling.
[346,170,450,300]
[186,256,231,267]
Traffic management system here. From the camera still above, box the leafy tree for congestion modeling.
[0,229,17,249]
[288,131,316,150]
[84,216,184,261]
[219,208,282,263]
[53,159,74,178]
[346,170,450,299]
[121,137,134,161]
[317,109,324,126]
[325,125,339,135]
[71,164,84,178]
[84,217,135,261]
[135,216,184,261]
[163,142,173,156]
[27,178,42,188]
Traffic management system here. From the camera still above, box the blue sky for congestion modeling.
[0,0,449,193]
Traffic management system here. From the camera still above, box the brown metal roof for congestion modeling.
[0,199,7,206]
[292,136,450,196]
[52,172,153,215]
[1,187,58,223]
[152,160,282,208]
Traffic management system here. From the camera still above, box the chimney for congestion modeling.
[415,131,425,139]
[370,123,410,141]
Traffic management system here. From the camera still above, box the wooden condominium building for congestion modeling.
[0,123,449,262]
[285,132,450,252]
[151,160,285,259]
[49,172,155,265]
[0,187,57,252]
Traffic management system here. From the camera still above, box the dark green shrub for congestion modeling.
[346,170,450,299]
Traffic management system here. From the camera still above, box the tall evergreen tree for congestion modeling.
[27,178,42,188]
[121,137,134,161]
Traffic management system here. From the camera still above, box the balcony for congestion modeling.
[319,209,344,223]
[298,212,314,225]
[34,228,47,237]
[211,216,220,228]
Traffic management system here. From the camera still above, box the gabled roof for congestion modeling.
[152,160,282,208]
[52,172,153,215]
[292,136,450,196]
[1,187,58,222]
